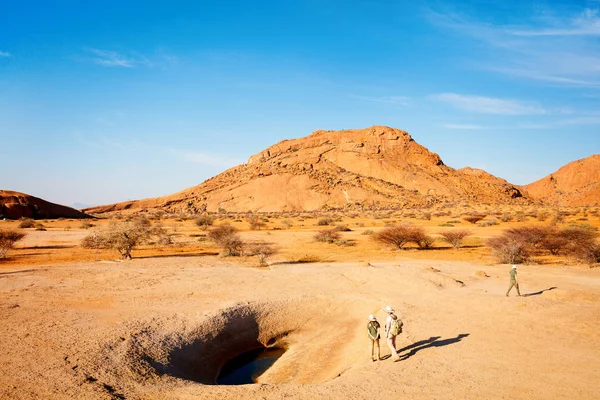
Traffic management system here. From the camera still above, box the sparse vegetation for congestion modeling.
[439,229,472,249]
[194,214,215,230]
[18,218,35,228]
[248,216,266,230]
[463,214,486,224]
[372,224,427,250]
[314,228,342,243]
[246,242,278,266]
[80,218,153,259]
[488,235,530,264]
[208,224,244,256]
[0,230,26,258]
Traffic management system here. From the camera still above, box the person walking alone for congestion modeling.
[384,306,402,361]
[367,315,381,361]
[506,265,521,297]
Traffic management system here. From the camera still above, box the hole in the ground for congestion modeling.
[216,346,285,385]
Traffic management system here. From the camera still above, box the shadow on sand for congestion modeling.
[397,334,470,361]
[522,287,558,297]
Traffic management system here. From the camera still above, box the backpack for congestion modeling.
[390,318,403,336]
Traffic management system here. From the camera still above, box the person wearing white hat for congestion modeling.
[506,265,521,297]
[367,315,381,361]
[384,306,402,361]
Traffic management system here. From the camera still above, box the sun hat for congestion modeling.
[383,306,395,313]
[512,265,518,269]
[368,314,377,321]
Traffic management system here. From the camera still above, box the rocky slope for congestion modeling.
[0,190,91,219]
[85,126,529,214]
[524,154,600,207]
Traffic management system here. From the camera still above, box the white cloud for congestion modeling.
[428,7,600,87]
[432,93,547,115]
[0,50,12,57]
[86,48,135,68]
[172,150,243,168]
[443,123,490,130]
[348,94,411,106]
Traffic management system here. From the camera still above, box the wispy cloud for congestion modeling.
[432,93,546,115]
[86,48,135,68]
[171,149,243,168]
[348,94,411,106]
[0,50,12,57]
[428,7,600,87]
[80,48,175,68]
[443,123,490,130]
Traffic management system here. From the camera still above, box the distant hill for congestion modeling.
[0,190,91,219]
[524,155,600,207]
[85,126,530,214]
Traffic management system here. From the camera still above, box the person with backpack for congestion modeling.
[506,264,521,297]
[367,315,381,361]
[384,305,403,361]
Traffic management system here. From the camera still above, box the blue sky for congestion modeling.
[1,0,599,207]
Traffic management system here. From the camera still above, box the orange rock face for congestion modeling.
[0,190,90,220]
[524,154,600,206]
[86,126,532,214]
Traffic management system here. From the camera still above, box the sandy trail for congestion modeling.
[1,256,599,400]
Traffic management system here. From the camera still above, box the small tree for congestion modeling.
[18,218,35,228]
[208,224,244,256]
[0,230,26,258]
[463,214,486,225]
[194,214,215,230]
[314,228,341,243]
[247,242,278,266]
[373,224,425,250]
[80,219,152,259]
[439,229,472,249]
[248,216,266,230]
[488,236,530,264]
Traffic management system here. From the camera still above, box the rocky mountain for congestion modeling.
[524,154,600,207]
[85,126,530,214]
[0,190,91,219]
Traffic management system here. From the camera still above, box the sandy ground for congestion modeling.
[1,253,599,399]
[1,212,599,399]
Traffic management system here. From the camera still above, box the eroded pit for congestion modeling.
[216,346,286,385]
[117,299,358,386]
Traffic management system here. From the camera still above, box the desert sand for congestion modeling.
[1,214,599,400]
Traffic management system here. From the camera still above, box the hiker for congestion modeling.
[367,315,381,361]
[506,264,521,297]
[384,306,403,361]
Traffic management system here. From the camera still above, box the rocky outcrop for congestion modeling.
[0,190,92,220]
[86,126,531,214]
[524,154,600,206]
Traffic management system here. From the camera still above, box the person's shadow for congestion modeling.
[397,334,470,361]
[522,287,557,297]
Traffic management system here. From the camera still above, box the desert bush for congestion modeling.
[463,214,486,224]
[34,223,46,231]
[515,213,527,222]
[334,224,351,232]
[18,218,35,228]
[80,219,152,259]
[415,234,436,249]
[316,218,333,226]
[314,229,342,243]
[438,223,454,227]
[246,242,278,266]
[248,216,266,230]
[208,224,238,245]
[500,213,512,223]
[0,230,26,258]
[372,224,425,250]
[488,235,530,264]
[537,211,549,222]
[361,229,375,235]
[79,220,94,229]
[421,212,432,221]
[281,219,293,229]
[504,226,553,247]
[571,241,600,265]
[478,219,498,227]
[551,211,565,224]
[439,229,472,249]
[335,239,356,247]
[221,234,245,256]
[194,214,215,230]
[447,220,461,224]
[539,235,569,255]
